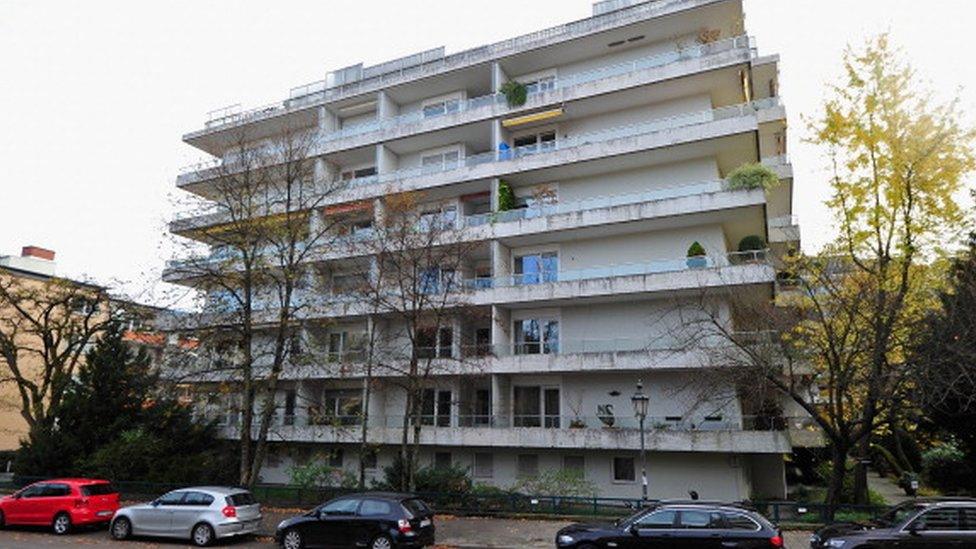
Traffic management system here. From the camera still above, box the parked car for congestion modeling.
[0,478,119,534]
[110,486,261,546]
[810,498,976,548]
[275,492,435,549]
[555,501,784,548]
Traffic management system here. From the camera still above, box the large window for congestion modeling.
[473,453,494,478]
[524,75,556,96]
[416,327,453,359]
[422,98,460,118]
[514,252,558,285]
[636,510,676,529]
[514,319,559,355]
[315,390,363,425]
[341,166,377,181]
[421,150,460,172]
[517,454,539,478]
[421,388,452,427]
[613,456,636,482]
[513,130,556,156]
[513,386,560,427]
[419,266,457,294]
[908,508,960,531]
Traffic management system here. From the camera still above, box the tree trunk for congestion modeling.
[824,446,848,521]
[853,434,871,505]
[358,373,371,489]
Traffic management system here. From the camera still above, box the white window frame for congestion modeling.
[511,126,558,154]
[420,145,462,171]
[421,92,463,119]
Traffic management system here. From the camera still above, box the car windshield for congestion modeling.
[81,483,116,496]
[875,503,926,526]
[227,492,255,506]
[618,507,657,527]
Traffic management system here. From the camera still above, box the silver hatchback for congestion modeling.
[110,486,262,546]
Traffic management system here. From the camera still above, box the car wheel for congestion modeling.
[191,522,215,547]
[281,528,304,549]
[111,517,132,540]
[52,512,71,535]
[370,535,393,549]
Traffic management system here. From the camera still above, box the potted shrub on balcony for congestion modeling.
[500,80,528,108]
[686,241,707,269]
[727,162,780,191]
[737,235,766,263]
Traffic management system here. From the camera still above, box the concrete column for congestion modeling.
[373,197,387,228]
[296,380,317,427]
[491,304,511,356]
[491,62,508,93]
[491,373,510,427]
[489,178,501,212]
[490,240,510,281]
[317,106,339,134]
[377,90,399,120]
[491,119,505,160]
[375,144,397,175]
[451,316,463,358]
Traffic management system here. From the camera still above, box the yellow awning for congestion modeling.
[501,108,564,128]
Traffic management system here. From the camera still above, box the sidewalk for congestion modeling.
[868,470,911,505]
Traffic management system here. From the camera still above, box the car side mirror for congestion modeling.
[629,524,639,536]
[907,524,920,536]
[151,499,161,507]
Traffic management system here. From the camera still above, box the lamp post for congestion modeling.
[631,380,650,502]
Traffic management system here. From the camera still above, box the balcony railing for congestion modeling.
[333,99,778,192]
[320,35,751,144]
[463,249,768,290]
[464,179,726,228]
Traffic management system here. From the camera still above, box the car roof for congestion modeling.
[171,486,251,496]
[653,501,757,511]
[335,492,419,501]
[35,478,111,485]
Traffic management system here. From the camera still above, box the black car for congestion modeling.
[810,498,976,548]
[275,492,435,549]
[555,501,784,548]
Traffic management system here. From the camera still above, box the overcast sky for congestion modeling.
[1,0,974,303]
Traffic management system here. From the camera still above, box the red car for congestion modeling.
[0,478,120,534]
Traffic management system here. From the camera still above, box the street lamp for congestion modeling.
[631,380,650,502]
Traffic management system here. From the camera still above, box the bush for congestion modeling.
[500,81,527,107]
[497,180,516,212]
[510,469,597,498]
[687,241,706,257]
[812,460,888,505]
[922,441,973,493]
[289,454,358,489]
[727,163,780,191]
[415,463,473,494]
[738,235,766,252]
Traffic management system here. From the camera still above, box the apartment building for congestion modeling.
[167,0,811,500]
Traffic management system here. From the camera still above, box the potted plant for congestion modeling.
[727,162,780,191]
[686,241,707,268]
[496,180,516,212]
[736,235,766,262]
[500,80,528,108]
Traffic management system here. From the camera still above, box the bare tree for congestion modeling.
[0,271,113,441]
[166,125,344,486]
[355,192,485,491]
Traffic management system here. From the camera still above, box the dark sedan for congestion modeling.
[275,492,434,549]
[810,498,976,548]
[555,501,784,548]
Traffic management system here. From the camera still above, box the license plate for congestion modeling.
[97,510,113,517]
[420,518,431,527]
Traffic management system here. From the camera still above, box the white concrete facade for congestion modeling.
[170,0,803,502]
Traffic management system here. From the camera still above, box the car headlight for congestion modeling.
[826,539,847,548]
[557,534,575,545]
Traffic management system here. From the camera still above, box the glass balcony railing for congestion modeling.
[321,35,751,143]
[464,179,725,228]
[463,250,769,290]
[335,98,778,191]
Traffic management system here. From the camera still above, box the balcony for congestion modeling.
[212,412,796,453]
[184,0,741,142]
[768,214,800,243]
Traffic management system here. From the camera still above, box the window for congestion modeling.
[513,130,556,156]
[183,492,215,506]
[421,389,452,427]
[419,266,457,294]
[320,498,360,515]
[40,483,71,497]
[157,491,187,506]
[341,166,377,181]
[723,512,760,531]
[473,453,494,478]
[283,390,296,426]
[328,449,344,468]
[359,499,393,516]
[524,75,556,95]
[319,390,363,425]
[417,327,453,358]
[679,510,722,529]
[402,498,431,518]
[362,450,378,470]
[434,452,452,469]
[350,219,374,238]
[517,454,539,478]
[613,457,635,482]
[421,150,460,172]
[962,508,976,530]
[227,492,256,506]
[514,252,558,285]
[636,510,677,529]
[514,319,559,355]
[19,484,45,498]
[513,385,560,427]
[81,483,117,497]
[908,508,960,531]
[423,98,460,118]
[563,455,585,474]
[332,273,364,294]
[418,207,457,232]
[288,332,303,357]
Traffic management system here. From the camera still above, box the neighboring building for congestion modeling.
[167,0,811,499]
[0,246,170,451]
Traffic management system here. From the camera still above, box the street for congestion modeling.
[0,520,814,548]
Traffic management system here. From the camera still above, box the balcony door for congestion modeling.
[514,318,559,355]
[421,389,452,427]
[513,386,560,428]
[514,252,558,285]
